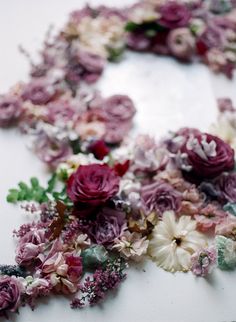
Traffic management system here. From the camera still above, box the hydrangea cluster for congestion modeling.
[0,0,236,319]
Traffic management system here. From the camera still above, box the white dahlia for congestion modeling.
[148,211,206,272]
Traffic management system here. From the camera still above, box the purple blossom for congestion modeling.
[86,207,126,245]
[191,246,217,277]
[0,276,22,316]
[0,95,23,127]
[141,181,182,216]
[21,78,56,105]
[217,173,236,203]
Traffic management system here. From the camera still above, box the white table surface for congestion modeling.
[0,1,236,321]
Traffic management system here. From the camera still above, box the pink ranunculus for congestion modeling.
[104,121,132,144]
[167,28,195,60]
[67,164,120,206]
[0,276,22,315]
[159,2,191,29]
[15,242,41,266]
[104,95,136,123]
[0,95,23,127]
[141,181,182,216]
[181,132,235,179]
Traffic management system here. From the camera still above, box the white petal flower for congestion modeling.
[148,211,206,272]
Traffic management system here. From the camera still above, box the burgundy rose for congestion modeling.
[87,207,126,245]
[88,140,110,160]
[21,78,56,105]
[167,28,195,60]
[159,2,191,29]
[151,31,170,55]
[114,160,130,177]
[0,95,23,127]
[217,173,236,203]
[0,276,21,316]
[196,26,224,56]
[141,181,182,216]
[67,164,120,206]
[181,132,235,179]
[104,95,136,123]
[65,255,83,283]
[15,242,41,266]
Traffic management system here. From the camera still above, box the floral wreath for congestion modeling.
[0,0,236,318]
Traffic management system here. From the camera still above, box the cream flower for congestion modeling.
[148,211,206,272]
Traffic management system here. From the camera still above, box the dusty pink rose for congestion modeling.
[141,181,182,216]
[0,276,22,316]
[194,204,228,232]
[159,2,191,29]
[67,164,120,206]
[104,95,136,123]
[0,95,23,127]
[181,132,235,179]
[15,242,41,266]
[21,78,56,105]
[45,101,76,125]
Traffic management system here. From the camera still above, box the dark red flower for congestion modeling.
[67,164,120,206]
[65,255,83,283]
[196,26,224,56]
[88,140,110,160]
[114,160,130,177]
[181,132,235,179]
[159,2,191,29]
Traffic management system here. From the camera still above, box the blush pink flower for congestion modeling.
[194,204,228,232]
[0,95,23,127]
[0,276,22,316]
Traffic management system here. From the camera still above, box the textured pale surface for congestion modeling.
[0,1,236,321]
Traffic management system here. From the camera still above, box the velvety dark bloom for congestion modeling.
[217,173,236,203]
[0,276,22,316]
[141,181,182,216]
[86,207,126,245]
[67,164,120,206]
[159,2,191,29]
[88,140,110,160]
[0,95,23,127]
[151,31,170,55]
[104,95,136,123]
[21,79,56,105]
[196,26,224,56]
[114,160,130,177]
[181,132,235,179]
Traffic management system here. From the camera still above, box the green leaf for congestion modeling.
[30,177,39,188]
[125,21,139,32]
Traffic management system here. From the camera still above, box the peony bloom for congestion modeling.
[148,211,206,272]
[216,173,236,203]
[67,164,120,206]
[167,28,195,60]
[0,95,23,127]
[21,78,56,105]
[181,132,235,179]
[86,207,126,245]
[191,246,217,277]
[15,242,42,266]
[159,2,191,29]
[141,181,182,217]
[0,276,22,316]
[113,231,149,261]
[194,204,228,232]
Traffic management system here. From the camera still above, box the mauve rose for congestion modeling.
[104,121,132,144]
[21,79,56,105]
[196,26,224,56]
[126,32,152,51]
[181,132,235,179]
[104,95,136,123]
[78,50,105,74]
[15,242,41,266]
[87,207,126,245]
[0,95,23,127]
[167,28,195,60]
[0,276,21,315]
[88,140,110,160]
[141,181,182,216]
[159,2,191,29]
[45,101,76,125]
[67,164,120,206]
[217,173,236,203]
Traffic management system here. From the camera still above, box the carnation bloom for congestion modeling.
[141,181,182,217]
[181,132,235,179]
[0,276,22,316]
[148,211,206,272]
[0,95,23,127]
[67,164,120,206]
[113,231,149,261]
[191,246,217,277]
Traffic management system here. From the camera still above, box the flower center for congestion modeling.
[173,237,182,246]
